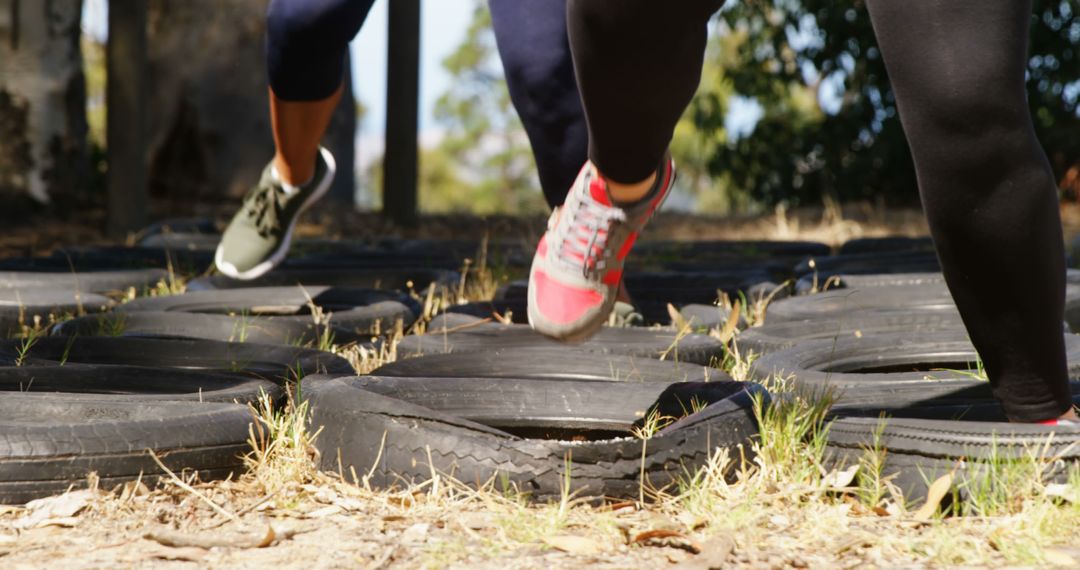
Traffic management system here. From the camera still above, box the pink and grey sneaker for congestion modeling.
[528,156,675,341]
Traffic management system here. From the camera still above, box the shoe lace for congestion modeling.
[246,184,287,238]
[557,191,626,279]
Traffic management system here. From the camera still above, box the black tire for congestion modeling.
[305,376,765,499]
[623,271,775,323]
[793,272,946,294]
[0,364,281,404]
[425,313,487,332]
[0,289,112,336]
[738,312,967,355]
[45,245,215,273]
[0,396,251,504]
[396,323,726,366]
[0,265,169,295]
[749,330,1080,406]
[838,236,936,255]
[445,299,529,324]
[135,217,218,241]
[794,251,942,281]
[52,311,362,347]
[795,269,1080,294]
[635,240,830,263]
[186,268,458,294]
[824,399,1080,503]
[768,283,1080,330]
[374,346,727,383]
[765,284,958,323]
[1,336,354,379]
[118,286,419,339]
[138,233,221,251]
[678,304,743,331]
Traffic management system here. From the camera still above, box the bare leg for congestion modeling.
[269,83,343,186]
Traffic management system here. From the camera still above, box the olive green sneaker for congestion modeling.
[214,147,336,280]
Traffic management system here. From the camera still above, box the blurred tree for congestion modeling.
[0,0,88,210]
[709,0,1080,208]
[144,0,356,212]
[425,0,543,214]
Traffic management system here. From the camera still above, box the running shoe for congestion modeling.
[215,147,336,280]
[528,156,674,341]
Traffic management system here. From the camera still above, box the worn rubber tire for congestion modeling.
[824,405,1080,503]
[795,269,1080,295]
[118,286,419,338]
[838,236,936,255]
[0,289,112,336]
[186,268,458,294]
[305,376,765,499]
[768,283,1080,330]
[793,251,942,281]
[738,312,967,354]
[0,397,250,504]
[0,364,281,404]
[396,323,726,366]
[766,284,957,323]
[52,311,362,347]
[445,299,529,324]
[0,265,168,295]
[0,337,354,379]
[374,346,726,383]
[749,330,1080,407]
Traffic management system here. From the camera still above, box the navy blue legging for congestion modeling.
[266,0,586,208]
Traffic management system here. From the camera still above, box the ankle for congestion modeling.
[600,166,656,204]
[272,154,316,187]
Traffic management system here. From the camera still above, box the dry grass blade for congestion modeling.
[913,471,955,521]
[147,449,239,524]
[716,299,741,343]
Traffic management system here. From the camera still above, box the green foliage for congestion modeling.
[425,0,545,214]
[708,0,1080,207]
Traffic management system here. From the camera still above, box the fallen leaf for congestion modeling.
[32,516,80,529]
[913,472,954,521]
[304,505,342,519]
[542,535,603,555]
[14,490,95,529]
[116,481,150,502]
[144,524,292,549]
[141,544,207,562]
[675,535,735,570]
[633,529,701,553]
[823,464,860,489]
[333,497,366,512]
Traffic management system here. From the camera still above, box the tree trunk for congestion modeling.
[145,0,356,212]
[0,0,88,208]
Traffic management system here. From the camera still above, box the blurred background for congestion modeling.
[2,0,1080,243]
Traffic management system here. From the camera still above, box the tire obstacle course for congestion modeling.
[1,224,1077,505]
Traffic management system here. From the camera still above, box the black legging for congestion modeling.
[266,0,587,210]
[490,0,587,208]
[568,0,1071,421]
